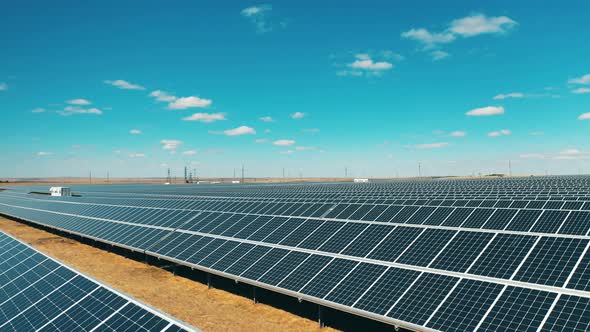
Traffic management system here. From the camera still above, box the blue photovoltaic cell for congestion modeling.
[0,231,193,332]
[277,255,333,292]
[300,258,358,299]
[354,267,421,316]
[426,279,504,332]
[530,210,569,234]
[387,273,458,325]
[324,263,387,307]
[513,237,588,287]
[566,249,590,292]
[366,226,423,262]
[395,229,456,267]
[468,234,538,279]
[558,211,590,235]
[430,231,494,272]
[540,295,590,332]
[340,224,394,258]
[478,286,556,332]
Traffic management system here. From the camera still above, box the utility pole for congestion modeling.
[233,168,236,180]
[282,168,285,178]
[509,160,512,176]
[107,171,109,184]
[418,163,422,178]
[89,171,92,184]
[241,164,245,183]
[345,167,348,178]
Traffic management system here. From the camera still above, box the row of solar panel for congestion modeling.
[7,195,590,236]
[0,232,192,332]
[79,191,590,204]
[73,193,590,211]
[1,205,588,332]
[2,201,590,293]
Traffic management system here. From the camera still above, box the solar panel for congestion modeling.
[2,176,590,331]
[0,231,196,332]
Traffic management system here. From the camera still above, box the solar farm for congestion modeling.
[1,176,590,331]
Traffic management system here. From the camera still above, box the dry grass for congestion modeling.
[0,217,337,332]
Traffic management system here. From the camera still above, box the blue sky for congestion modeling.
[1,0,590,178]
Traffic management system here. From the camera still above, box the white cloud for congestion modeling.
[241,4,275,33]
[264,129,272,133]
[37,152,53,156]
[182,150,197,155]
[241,6,266,16]
[130,129,142,135]
[255,139,269,143]
[67,99,91,105]
[273,139,296,146]
[168,96,212,109]
[0,83,7,91]
[336,70,364,77]
[449,14,517,37]
[104,79,145,90]
[431,50,450,61]
[31,108,46,113]
[350,54,393,71]
[579,112,590,120]
[410,142,449,149]
[295,146,314,151]
[572,88,590,94]
[280,150,294,155]
[401,28,455,48]
[128,153,146,158]
[57,106,103,116]
[466,106,505,116]
[380,50,405,61]
[223,126,256,136]
[260,116,274,122]
[402,14,516,58]
[149,90,177,102]
[520,153,545,159]
[160,139,183,150]
[182,112,225,123]
[560,149,583,155]
[339,53,397,76]
[569,73,590,85]
[488,129,511,137]
[530,131,544,136]
[291,112,305,119]
[493,92,524,100]
[449,131,467,137]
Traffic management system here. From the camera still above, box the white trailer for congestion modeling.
[49,187,72,197]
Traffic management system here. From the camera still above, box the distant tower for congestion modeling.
[167,168,171,183]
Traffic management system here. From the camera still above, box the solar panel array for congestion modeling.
[0,231,196,332]
[1,176,590,331]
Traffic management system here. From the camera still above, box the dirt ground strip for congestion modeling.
[0,217,337,332]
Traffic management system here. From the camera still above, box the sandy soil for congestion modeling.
[0,217,336,332]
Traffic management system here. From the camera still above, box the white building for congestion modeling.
[49,187,72,197]
[353,178,369,183]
